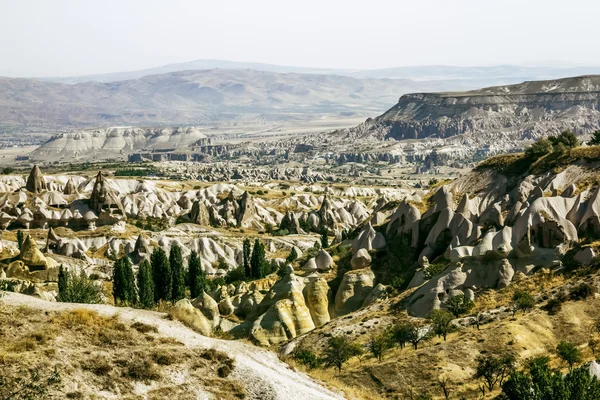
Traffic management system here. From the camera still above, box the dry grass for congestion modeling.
[0,305,245,399]
[291,268,600,399]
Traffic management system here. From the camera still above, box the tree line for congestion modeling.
[111,239,272,307]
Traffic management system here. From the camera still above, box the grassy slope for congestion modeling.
[0,304,245,400]
[287,260,600,399]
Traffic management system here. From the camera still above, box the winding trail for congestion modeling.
[2,293,345,400]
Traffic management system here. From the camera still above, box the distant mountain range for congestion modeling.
[2,59,600,133]
[45,59,600,84]
[0,68,508,132]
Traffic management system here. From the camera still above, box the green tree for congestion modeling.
[446,294,474,318]
[474,352,516,393]
[57,270,103,304]
[556,341,582,371]
[549,130,580,151]
[243,238,252,278]
[502,355,600,400]
[393,322,414,349]
[320,229,329,249]
[286,247,299,263]
[368,328,394,361]
[112,256,136,305]
[250,239,267,279]
[512,290,535,316]
[170,243,185,301]
[151,247,171,302]
[188,250,205,298]
[137,259,154,308]
[588,130,600,146]
[225,265,247,285]
[525,138,553,158]
[322,336,363,372]
[16,230,24,251]
[429,309,455,341]
[57,264,68,301]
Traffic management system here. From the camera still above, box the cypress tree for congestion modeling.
[321,229,329,249]
[250,239,266,279]
[188,250,205,298]
[16,230,24,251]
[137,259,154,308]
[112,258,124,304]
[170,243,185,301]
[243,238,251,278]
[121,256,137,305]
[151,247,171,302]
[286,247,298,263]
[57,264,69,302]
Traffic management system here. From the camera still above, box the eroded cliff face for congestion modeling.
[353,75,600,141]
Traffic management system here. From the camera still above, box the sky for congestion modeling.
[0,0,598,77]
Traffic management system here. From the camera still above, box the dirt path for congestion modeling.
[2,293,345,400]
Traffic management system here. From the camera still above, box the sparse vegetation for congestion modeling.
[322,336,364,372]
[446,294,474,318]
[57,267,104,304]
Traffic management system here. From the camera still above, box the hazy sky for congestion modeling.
[1,0,598,77]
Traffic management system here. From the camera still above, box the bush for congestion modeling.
[542,298,563,315]
[512,290,535,315]
[322,336,363,372]
[569,283,595,300]
[126,357,161,381]
[525,138,553,158]
[423,263,447,279]
[556,341,582,371]
[446,294,474,318]
[293,348,322,369]
[57,269,104,304]
[368,328,394,360]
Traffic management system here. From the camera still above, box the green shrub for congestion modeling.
[446,294,474,318]
[423,263,447,279]
[512,290,535,315]
[293,348,322,369]
[569,283,595,300]
[57,269,104,304]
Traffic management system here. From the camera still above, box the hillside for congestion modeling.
[344,75,600,143]
[0,292,343,400]
[0,69,461,132]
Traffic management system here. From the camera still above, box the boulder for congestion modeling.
[250,279,315,346]
[171,299,213,336]
[334,268,375,316]
[191,291,221,328]
[190,200,211,226]
[20,235,55,270]
[362,283,388,307]
[314,249,334,271]
[351,248,371,269]
[574,247,596,266]
[497,259,515,288]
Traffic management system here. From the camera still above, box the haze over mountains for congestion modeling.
[45,59,600,84]
[2,59,600,138]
